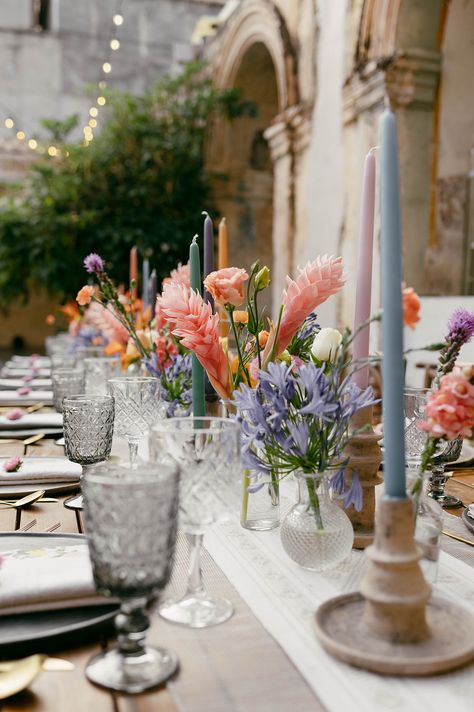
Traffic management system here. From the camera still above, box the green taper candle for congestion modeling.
[190,235,206,417]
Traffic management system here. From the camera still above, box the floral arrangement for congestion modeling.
[412,308,474,501]
[3,456,22,473]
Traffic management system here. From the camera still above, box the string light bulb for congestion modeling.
[110,39,120,51]
[113,14,124,26]
[102,62,112,74]
[48,146,58,157]
[5,118,14,129]
[16,131,25,140]
[89,107,98,118]
[28,139,38,149]
[98,80,107,90]
[89,118,97,128]
[97,96,106,106]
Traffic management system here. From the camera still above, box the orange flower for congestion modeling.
[76,285,95,306]
[258,330,269,348]
[402,285,420,330]
[45,314,55,326]
[233,310,248,324]
[104,341,124,356]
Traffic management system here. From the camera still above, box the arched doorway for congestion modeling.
[212,42,279,314]
[206,0,298,316]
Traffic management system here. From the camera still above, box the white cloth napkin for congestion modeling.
[0,390,53,406]
[0,379,52,390]
[0,458,81,485]
[1,368,51,377]
[0,542,108,615]
[0,413,63,431]
[10,356,51,367]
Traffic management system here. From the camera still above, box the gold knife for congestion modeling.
[27,403,45,413]
[442,530,474,547]
[22,432,45,445]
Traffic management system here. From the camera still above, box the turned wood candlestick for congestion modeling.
[342,405,382,549]
[313,495,474,675]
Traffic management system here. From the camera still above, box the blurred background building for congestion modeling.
[0,0,473,350]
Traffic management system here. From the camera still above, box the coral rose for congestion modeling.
[418,373,474,440]
[204,267,249,308]
[402,285,420,330]
[76,285,95,306]
[233,310,249,325]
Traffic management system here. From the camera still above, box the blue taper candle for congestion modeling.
[189,235,206,417]
[379,105,406,498]
[149,269,158,320]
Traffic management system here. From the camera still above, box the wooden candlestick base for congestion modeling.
[313,497,474,675]
[342,406,382,549]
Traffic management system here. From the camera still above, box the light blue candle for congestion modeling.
[189,235,205,417]
[379,106,406,498]
[142,258,150,309]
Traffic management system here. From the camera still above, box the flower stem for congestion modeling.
[228,307,251,386]
[306,476,323,530]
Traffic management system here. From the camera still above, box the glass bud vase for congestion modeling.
[280,471,353,571]
[407,471,443,583]
[241,470,280,531]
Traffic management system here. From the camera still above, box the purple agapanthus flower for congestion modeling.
[84,253,104,274]
[143,352,192,417]
[338,471,363,512]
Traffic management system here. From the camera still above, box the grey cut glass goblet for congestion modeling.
[150,417,241,628]
[404,387,430,472]
[52,368,85,413]
[429,437,463,508]
[62,394,115,511]
[83,460,180,693]
[108,377,163,467]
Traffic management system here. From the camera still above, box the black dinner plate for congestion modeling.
[0,533,118,656]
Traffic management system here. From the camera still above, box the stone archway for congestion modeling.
[206,0,299,315]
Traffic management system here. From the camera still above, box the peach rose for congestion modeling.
[258,330,269,348]
[402,285,420,330]
[204,267,249,308]
[76,285,95,306]
[233,310,248,325]
[418,373,474,440]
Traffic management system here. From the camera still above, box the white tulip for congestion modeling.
[311,328,342,362]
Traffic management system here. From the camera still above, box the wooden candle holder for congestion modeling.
[314,496,474,675]
[342,406,382,549]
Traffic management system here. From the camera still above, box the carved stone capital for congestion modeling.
[263,103,312,160]
[344,47,441,124]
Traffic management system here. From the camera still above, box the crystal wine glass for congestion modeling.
[108,377,164,467]
[84,357,121,395]
[429,437,463,508]
[404,387,430,471]
[150,417,241,628]
[52,368,85,413]
[83,460,180,693]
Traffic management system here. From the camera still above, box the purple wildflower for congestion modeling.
[144,352,192,417]
[329,467,345,495]
[436,308,474,380]
[338,471,363,512]
[83,253,104,274]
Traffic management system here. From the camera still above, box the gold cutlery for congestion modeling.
[0,490,45,509]
[27,403,45,413]
[442,530,474,547]
[0,655,74,699]
[0,433,45,446]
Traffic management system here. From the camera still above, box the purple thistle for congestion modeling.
[84,253,105,274]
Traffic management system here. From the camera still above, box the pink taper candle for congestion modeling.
[352,148,376,389]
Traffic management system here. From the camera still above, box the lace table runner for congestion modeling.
[205,509,474,712]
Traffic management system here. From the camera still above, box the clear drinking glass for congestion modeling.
[108,377,164,467]
[150,417,241,628]
[52,368,85,413]
[51,353,77,371]
[84,357,121,395]
[62,394,115,466]
[83,461,180,693]
[404,388,429,469]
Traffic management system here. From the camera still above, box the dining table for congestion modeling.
[0,406,473,712]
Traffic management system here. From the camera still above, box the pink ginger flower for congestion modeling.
[204,267,249,308]
[86,301,129,346]
[159,282,230,399]
[418,373,474,440]
[6,409,23,421]
[162,262,191,290]
[264,255,346,362]
[3,455,22,472]
[154,300,168,331]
